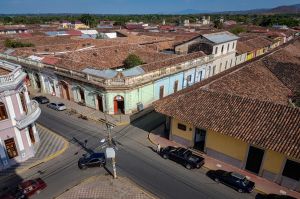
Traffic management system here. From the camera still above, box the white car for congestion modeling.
[47,102,67,111]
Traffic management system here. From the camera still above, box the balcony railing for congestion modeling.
[15,100,41,129]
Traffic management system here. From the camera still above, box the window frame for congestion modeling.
[177,123,187,131]
[0,102,8,121]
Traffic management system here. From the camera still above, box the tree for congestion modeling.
[230,26,246,35]
[213,19,223,29]
[4,39,34,48]
[79,14,98,28]
[123,54,144,69]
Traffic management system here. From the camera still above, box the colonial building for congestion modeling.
[154,38,300,191]
[0,60,41,170]
[0,31,291,115]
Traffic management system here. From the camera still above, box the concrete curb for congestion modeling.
[147,133,267,194]
[14,124,69,175]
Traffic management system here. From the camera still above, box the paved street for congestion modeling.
[26,104,256,199]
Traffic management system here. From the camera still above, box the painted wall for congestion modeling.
[195,65,206,82]
[170,118,194,144]
[262,150,285,174]
[246,52,255,61]
[154,77,170,100]
[183,68,196,88]
[168,72,184,94]
[206,130,248,161]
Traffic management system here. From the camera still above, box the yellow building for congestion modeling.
[155,88,300,191]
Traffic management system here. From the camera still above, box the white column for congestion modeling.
[32,124,40,143]
[16,93,24,115]
[5,96,16,126]
[25,128,32,147]
[14,127,25,152]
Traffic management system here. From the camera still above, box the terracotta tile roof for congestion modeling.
[53,45,176,71]
[262,41,300,93]
[205,60,292,105]
[154,37,300,159]
[0,67,10,75]
[236,36,273,54]
[154,89,300,159]
[142,51,206,72]
[42,56,60,65]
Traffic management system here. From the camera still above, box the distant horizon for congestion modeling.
[0,0,299,14]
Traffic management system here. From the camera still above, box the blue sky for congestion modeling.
[0,0,299,14]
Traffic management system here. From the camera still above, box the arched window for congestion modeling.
[0,102,8,120]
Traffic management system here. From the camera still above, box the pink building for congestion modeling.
[0,60,41,170]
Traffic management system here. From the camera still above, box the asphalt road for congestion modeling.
[17,105,256,199]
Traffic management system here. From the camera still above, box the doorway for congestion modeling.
[34,73,41,90]
[194,128,206,151]
[97,95,104,112]
[60,81,70,100]
[114,96,124,114]
[245,146,265,174]
[78,88,85,104]
[4,138,18,159]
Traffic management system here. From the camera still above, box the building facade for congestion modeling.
[0,60,41,170]
[0,31,289,115]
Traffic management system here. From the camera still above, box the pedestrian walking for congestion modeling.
[157,144,161,153]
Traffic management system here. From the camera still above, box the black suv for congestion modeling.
[78,153,106,170]
[32,96,49,104]
[160,146,205,169]
[207,170,255,193]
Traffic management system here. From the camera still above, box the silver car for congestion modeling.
[47,102,66,111]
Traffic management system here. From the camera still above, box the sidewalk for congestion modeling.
[148,133,300,199]
[29,88,130,126]
[55,175,156,199]
[0,124,68,180]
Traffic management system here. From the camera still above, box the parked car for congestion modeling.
[78,153,106,170]
[0,188,27,199]
[160,146,205,169]
[0,187,28,199]
[18,178,47,197]
[256,193,296,199]
[47,102,66,111]
[32,96,49,104]
[207,170,255,193]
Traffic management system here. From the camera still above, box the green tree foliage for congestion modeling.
[230,26,246,35]
[0,14,298,28]
[123,54,144,69]
[213,19,223,29]
[4,39,34,48]
[79,14,98,28]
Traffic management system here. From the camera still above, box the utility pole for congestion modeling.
[104,114,117,179]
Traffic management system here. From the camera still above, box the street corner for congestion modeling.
[55,175,157,199]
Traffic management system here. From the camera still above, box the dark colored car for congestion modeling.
[256,193,296,199]
[18,178,47,197]
[207,170,255,193]
[78,153,106,170]
[32,96,49,104]
[160,146,205,169]
[0,187,27,199]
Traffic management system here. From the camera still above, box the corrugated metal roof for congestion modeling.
[82,68,117,79]
[203,31,239,44]
[4,48,15,55]
[122,66,145,77]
